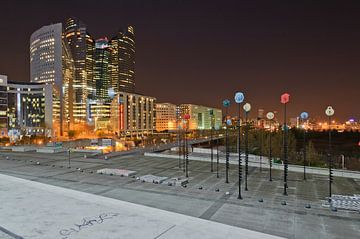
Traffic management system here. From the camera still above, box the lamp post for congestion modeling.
[234,92,244,199]
[223,99,231,183]
[243,102,251,191]
[300,111,309,180]
[259,128,263,172]
[184,114,191,178]
[216,137,220,178]
[325,106,334,202]
[210,109,214,172]
[68,148,71,168]
[183,119,186,172]
[177,116,181,169]
[266,112,275,181]
[281,93,290,196]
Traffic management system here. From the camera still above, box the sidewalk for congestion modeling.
[0,173,282,239]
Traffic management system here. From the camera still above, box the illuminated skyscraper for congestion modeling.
[94,37,112,101]
[65,17,95,123]
[110,26,136,94]
[30,23,75,136]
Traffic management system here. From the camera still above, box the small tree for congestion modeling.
[306,140,321,166]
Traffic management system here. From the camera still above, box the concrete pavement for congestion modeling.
[0,173,282,239]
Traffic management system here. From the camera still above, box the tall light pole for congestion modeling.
[183,119,186,172]
[235,92,245,199]
[325,106,335,202]
[177,115,181,169]
[216,137,220,178]
[300,111,309,180]
[281,93,290,196]
[184,114,191,178]
[210,109,214,172]
[266,112,275,181]
[243,102,251,191]
[223,99,231,183]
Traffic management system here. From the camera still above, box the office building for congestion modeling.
[0,75,52,138]
[94,37,112,101]
[86,99,111,131]
[110,92,156,137]
[30,23,75,136]
[65,17,95,123]
[177,104,222,130]
[155,103,177,132]
[110,26,136,94]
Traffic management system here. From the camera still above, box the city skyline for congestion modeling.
[0,1,359,121]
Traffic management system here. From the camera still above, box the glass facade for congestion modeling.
[110,26,136,94]
[94,38,112,101]
[0,75,51,137]
[30,23,75,137]
[65,17,95,122]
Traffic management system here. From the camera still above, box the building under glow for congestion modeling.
[30,23,75,137]
[86,99,111,131]
[65,17,95,123]
[177,104,222,130]
[110,92,156,137]
[155,103,177,132]
[0,75,52,138]
[110,26,136,94]
[94,37,112,101]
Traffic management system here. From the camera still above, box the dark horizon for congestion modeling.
[1,0,359,121]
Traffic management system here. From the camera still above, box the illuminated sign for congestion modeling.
[281,93,290,104]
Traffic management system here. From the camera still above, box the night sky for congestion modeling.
[1,0,359,121]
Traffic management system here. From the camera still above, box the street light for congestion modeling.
[300,111,309,180]
[184,114,191,178]
[281,93,290,196]
[325,106,335,202]
[266,111,275,181]
[234,92,244,199]
[223,99,231,183]
[243,102,251,191]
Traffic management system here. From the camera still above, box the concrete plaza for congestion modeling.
[0,150,359,238]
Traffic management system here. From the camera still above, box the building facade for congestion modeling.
[177,104,222,130]
[0,75,52,138]
[65,17,95,123]
[94,37,112,101]
[110,26,136,94]
[86,99,111,131]
[155,103,177,132]
[30,23,75,136]
[110,92,156,137]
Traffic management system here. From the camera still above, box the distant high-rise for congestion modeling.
[64,17,95,122]
[110,26,136,94]
[94,37,112,101]
[30,23,75,136]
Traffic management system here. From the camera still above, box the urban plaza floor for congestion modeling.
[0,150,359,239]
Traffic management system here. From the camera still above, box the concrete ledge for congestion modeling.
[96,168,136,177]
[73,149,103,154]
[11,146,37,152]
[140,174,169,184]
[36,147,66,153]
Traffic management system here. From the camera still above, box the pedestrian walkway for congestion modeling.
[0,173,282,239]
